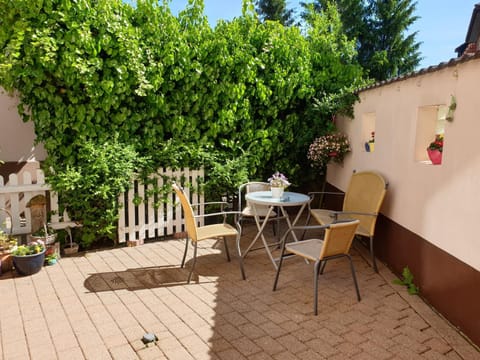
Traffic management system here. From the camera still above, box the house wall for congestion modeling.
[329,56,480,346]
[0,88,46,163]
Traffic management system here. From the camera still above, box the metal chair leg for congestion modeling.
[187,241,198,283]
[273,242,287,291]
[239,255,246,280]
[319,260,327,274]
[223,236,231,262]
[369,235,378,272]
[181,237,189,268]
[313,260,321,315]
[301,212,312,240]
[235,225,246,280]
[347,254,361,301]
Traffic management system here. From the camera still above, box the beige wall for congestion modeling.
[0,88,46,162]
[329,57,480,271]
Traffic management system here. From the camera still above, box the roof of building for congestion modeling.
[357,50,480,93]
[359,2,480,93]
[455,3,480,56]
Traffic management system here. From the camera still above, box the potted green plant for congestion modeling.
[45,252,58,266]
[11,241,46,276]
[0,208,16,274]
[29,224,57,245]
[0,228,16,274]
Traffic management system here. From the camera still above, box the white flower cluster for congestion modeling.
[307,133,351,170]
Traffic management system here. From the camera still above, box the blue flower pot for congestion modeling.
[13,249,45,276]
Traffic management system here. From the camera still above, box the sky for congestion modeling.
[167,0,476,70]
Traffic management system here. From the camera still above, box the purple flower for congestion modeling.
[268,171,291,187]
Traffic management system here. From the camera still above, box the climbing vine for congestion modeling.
[0,0,365,247]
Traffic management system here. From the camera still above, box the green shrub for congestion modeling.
[0,0,366,246]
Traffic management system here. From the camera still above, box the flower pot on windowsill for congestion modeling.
[427,149,442,165]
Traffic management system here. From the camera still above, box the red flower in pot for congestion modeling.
[427,134,443,165]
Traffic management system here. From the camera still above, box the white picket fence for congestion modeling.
[0,169,54,235]
[0,168,204,243]
[118,168,204,242]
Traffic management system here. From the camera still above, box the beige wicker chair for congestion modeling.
[173,184,243,283]
[273,219,361,315]
[306,171,387,272]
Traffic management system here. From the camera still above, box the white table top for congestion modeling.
[245,191,310,207]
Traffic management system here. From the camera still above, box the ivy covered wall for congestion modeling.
[0,0,366,246]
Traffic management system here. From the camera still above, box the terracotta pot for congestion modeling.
[427,149,442,165]
[1,253,13,274]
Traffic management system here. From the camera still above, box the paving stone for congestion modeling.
[0,228,478,360]
[215,347,248,360]
[230,336,263,356]
[275,334,308,354]
[253,335,285,355]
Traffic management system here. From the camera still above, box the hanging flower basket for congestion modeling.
[307,133,351,172]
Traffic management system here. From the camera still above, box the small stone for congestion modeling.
[141,333,158,346]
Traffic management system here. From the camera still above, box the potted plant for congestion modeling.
[365,131,375,152]
[307,132,351,173]
[29,224,57,245]
[45,252,58,266]
[0,208,16,274]
[0,228,16,274]
[11,241,46,276]
[427,134,443,165]
[63,240,79,255]
[268,172,291,199]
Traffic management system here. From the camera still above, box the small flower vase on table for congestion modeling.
[271,186,284,199]
[268,172,290,199]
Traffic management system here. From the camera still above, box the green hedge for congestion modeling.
[0,0,365,247]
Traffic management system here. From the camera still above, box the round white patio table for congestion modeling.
[240,191,310,273]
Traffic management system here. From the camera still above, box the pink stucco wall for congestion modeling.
[330,56,480,272]
[0,88,46,162]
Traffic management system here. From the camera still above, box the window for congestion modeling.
[415,105,447,164]
[362,113,376,152]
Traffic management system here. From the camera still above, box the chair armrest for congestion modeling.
[308,191,344,196]
[191,201,230,207]
[280,224,332,243]
[307,191,344,209]
[329,210,377,219]
[290,224,332,231]
[194,210,242,219]
[192,201,232,214]
[192,201,231,208]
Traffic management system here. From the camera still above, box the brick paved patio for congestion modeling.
[0,222,478,359]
